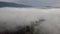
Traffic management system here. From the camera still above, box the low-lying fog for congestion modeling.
[0,7,60,34]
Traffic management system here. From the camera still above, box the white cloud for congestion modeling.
[0,7,60,34]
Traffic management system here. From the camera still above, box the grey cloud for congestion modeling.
[0,0,60,8]
[0,0,16,2]
[15,0,60,8]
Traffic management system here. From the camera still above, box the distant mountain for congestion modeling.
[0,2,32,8]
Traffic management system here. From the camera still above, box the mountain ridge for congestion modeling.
[0,2,32,8]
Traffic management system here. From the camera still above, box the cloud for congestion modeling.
[48,0,60,7]
[0,0,16,2]
[0,0,60,8]
[0,7,60,34]
[13,0,60,8]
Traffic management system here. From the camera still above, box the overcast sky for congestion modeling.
[0,0,60,8]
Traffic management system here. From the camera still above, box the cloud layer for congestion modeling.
[0,7,60,34]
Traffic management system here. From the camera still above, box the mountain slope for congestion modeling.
[0,2,32,8]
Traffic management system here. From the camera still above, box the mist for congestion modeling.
[0,7,60,34]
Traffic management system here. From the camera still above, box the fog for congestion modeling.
[0,7,60,34]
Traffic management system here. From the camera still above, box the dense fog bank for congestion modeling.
[0,7,60,34]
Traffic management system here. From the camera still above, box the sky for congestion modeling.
[0,0,60,8]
